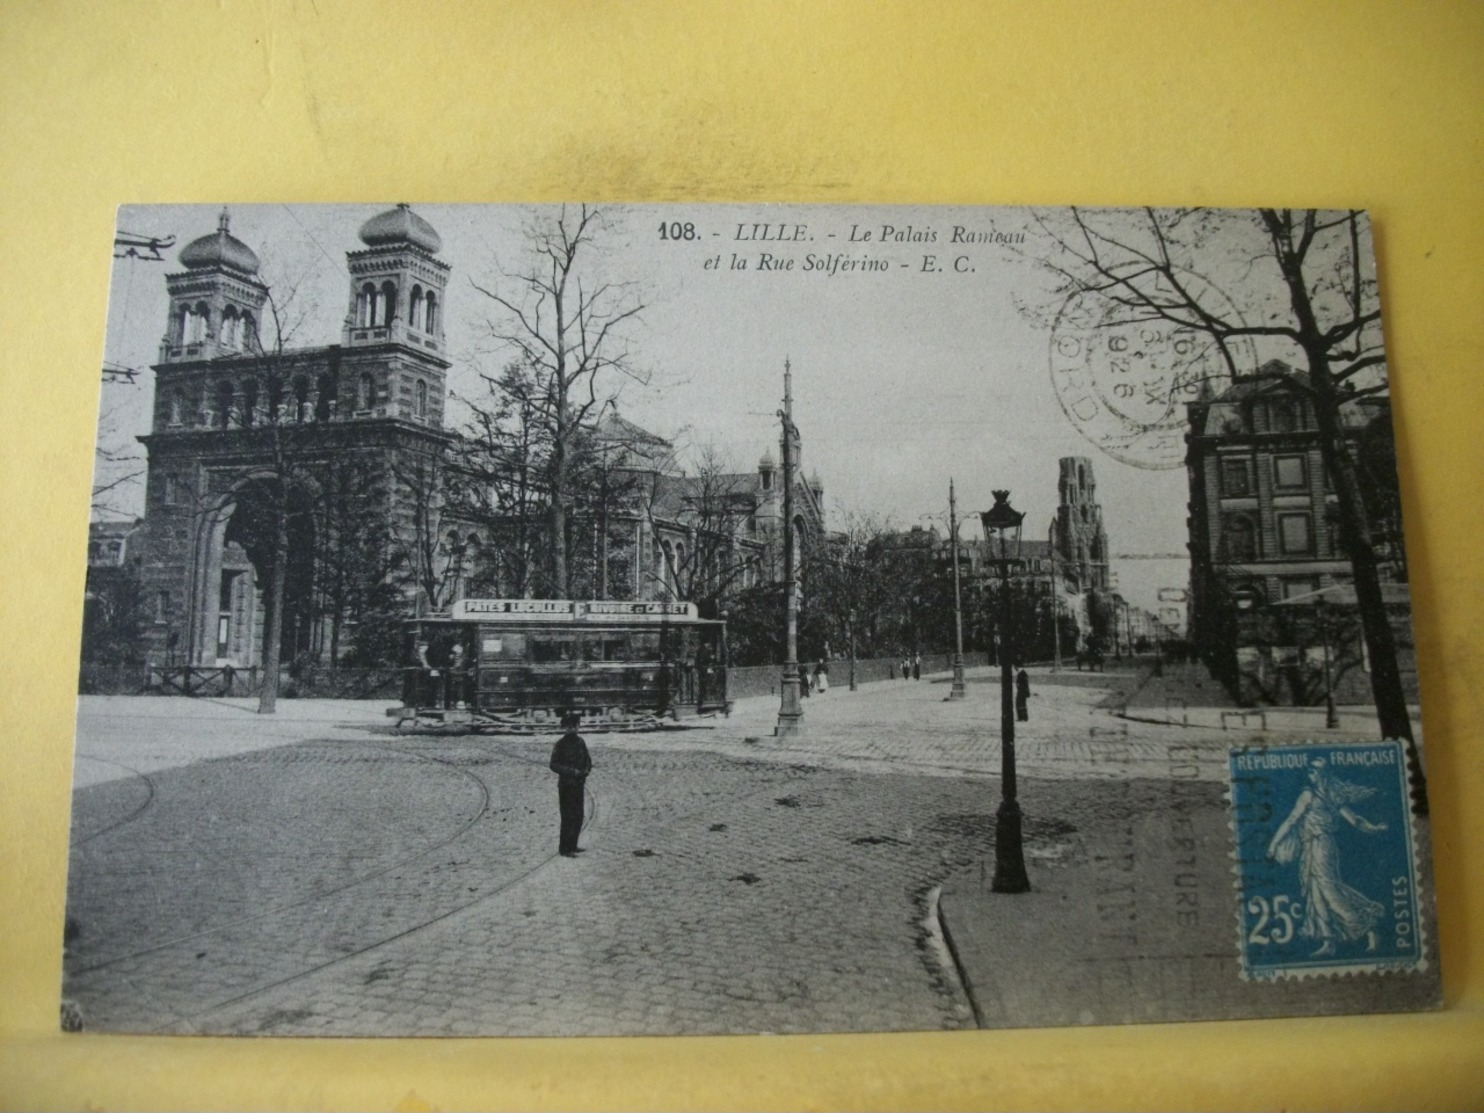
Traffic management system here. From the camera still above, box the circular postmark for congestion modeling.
[1049,268,1259,470]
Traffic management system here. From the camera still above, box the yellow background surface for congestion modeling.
[2,2,1481,1108]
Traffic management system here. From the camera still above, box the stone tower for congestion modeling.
[1053,456,1109,592]
[136,206,454,671]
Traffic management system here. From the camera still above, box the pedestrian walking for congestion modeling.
[549,711,592,857]
[1016,668,1031,722]
[814,661,829,694]
[912,653,921,681]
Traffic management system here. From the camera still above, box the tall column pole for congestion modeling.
[1049,519,1062,673]
[775,359,805,738]
[949,479,967,699]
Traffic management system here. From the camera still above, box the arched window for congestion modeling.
[189,302,209,343]
[316,373,335,421]
[409,286,424,331]
[357,283,374,327]
[661,541,675,598]
[216,381,234,428]
[240,380,257,426]
[293,375,309,423]
[380,281,397,326]
[424,292,438,333]
[175,304,191,345]
[414,378,428,419]
[167,390,182,426]
[221,308,239,350]
[358,372,374,413]
[266,378,283,421]
[241,312,256,350]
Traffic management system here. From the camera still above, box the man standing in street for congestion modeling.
[549,711,592,858]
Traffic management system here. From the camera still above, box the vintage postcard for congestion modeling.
[67,203,1438,1035]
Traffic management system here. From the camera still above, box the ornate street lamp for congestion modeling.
[980,489,1030,893]
[949,479,967,700]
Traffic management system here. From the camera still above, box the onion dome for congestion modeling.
[179,209,260,275]
[358,203,442,253]
[758,448,776,471]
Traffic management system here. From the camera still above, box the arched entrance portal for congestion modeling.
[194,479,317,668]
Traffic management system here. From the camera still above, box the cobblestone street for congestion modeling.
[64,665,1379,1037]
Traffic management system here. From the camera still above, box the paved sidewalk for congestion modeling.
[936,789,1441,1028]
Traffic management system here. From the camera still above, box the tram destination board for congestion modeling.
[68,202,1439,1037]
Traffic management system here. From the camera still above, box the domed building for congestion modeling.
[137,206,455,674]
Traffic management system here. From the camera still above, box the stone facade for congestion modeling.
[1184,362,1413,705]
[136,207,452,669]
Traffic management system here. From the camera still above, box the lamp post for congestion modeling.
[949,479,967,700]
[1316,597,1339,729]
[848,608,858,691]
[775,360,805,738]
[980,489,1030,894]
[1047,518,1063,674]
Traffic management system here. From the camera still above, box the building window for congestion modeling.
[1220,456,1253,497]
[1219,514,1258,562]
[358,373,374,412]
[414,378,428,419]
[293,376,310,422]
[216,381,234,428]
[1273,454,1308,491]
[240,379,257,426]
[1281,576,1321,601]
[1278,512,1314,556]
[315,373,335,421]
[155,590,171,624]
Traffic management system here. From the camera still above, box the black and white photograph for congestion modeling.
[67,202,1439,1036]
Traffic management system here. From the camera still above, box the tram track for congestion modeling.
[71,730,828,1034]
[146,741,824,1033]
[68,739,494,978]
[69,756,158,848]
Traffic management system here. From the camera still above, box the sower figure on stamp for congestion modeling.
[1016,668,1031,722]
[550,711,592,858]
[1267,758,1387,956]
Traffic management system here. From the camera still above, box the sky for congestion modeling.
[93,202,1318,617]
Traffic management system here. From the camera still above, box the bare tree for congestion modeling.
[471,206,649,597]
[234,284,329,713]
[90,403,147,518]
[1029,207,1423,808]
[641,445,761,613]
[452,361,558,598]
[803,510,896,659]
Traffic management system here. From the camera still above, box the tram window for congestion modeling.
[480,633,526,661]
[588,635,627,661]
[630,632,662,661]
[531,634,578,662]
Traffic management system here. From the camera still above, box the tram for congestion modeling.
[389,598,731,732]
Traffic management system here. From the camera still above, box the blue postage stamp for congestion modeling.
[1228,740,1423,979]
